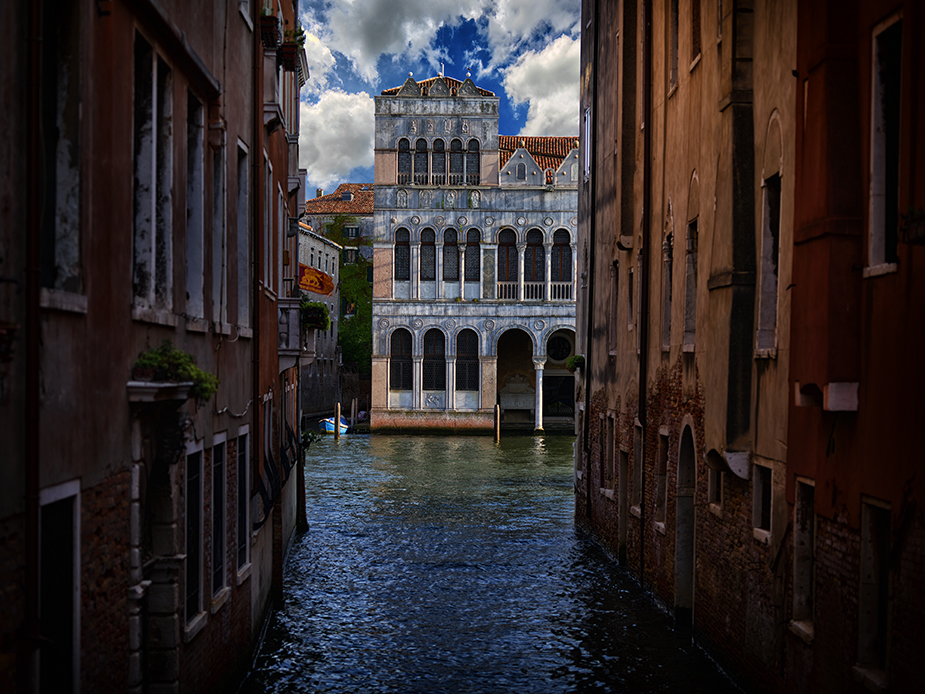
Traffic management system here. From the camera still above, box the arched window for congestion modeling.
[456,329,479,391]
[516,162,526,180]
[395,228,410,281]
[465,229,480,281]
[498,229,517,283]
[466,140,480,185]
[413,138,428,185]
[420,228,436,281]
[423,329,446,390]
[449,139,464,185]
[443,229,458,281]
[524,229,545,282]
[551,230,572,281]
[389,329,412,390]
[398,139,411,184]
[432,139,446,185]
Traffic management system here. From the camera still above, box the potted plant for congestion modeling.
[133,340,219,404]
[299,297,331,332]
[259,10,280,50]
[566,354,585,374]
[279,26,305,71]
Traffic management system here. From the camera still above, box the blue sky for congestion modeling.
[297,0,581,199]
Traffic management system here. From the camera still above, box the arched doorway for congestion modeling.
[675,425,696,624]
[496,328,534,424]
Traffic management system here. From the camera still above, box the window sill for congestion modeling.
[41,288,87,314]
[852,665,889,693]
[183,610,208,643]
[599,487,614,500]
[210,586,231,615]
[236,326,254,339]
[667,83,679,100]
[682,343,695,353]
[239,3,253,31]
[753,527,771,544]
[863,262,897,278]
[709,502,723,518]
[754,347,777,360]
[630,505,641,519]
[186,317,209,333]
[654,520,666,535]
[212,321,233,336]
[132,304,178,327]
[236,562,252,586]
[689,53,702,72]
[789,619,814,645]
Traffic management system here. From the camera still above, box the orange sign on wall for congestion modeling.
[298,264,335,295]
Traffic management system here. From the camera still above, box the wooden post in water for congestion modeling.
[335,402,341,440]
[351,398,357,427]
[494,404,501,442]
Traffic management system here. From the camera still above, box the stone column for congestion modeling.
[533,357,546,431]
[481,355,497,411]
[446,356,456,411]
[517,242,526,300]
[411,241,420,299]
[412,355,423,410]
[458,244,466,298]
[544,242,553,300]
[571,243,578,299]
[436,240,444,299]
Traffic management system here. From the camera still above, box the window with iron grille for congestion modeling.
[395,228,410,281]
[421,229,436,281]
[524,230,545,282]
[432,139,446,185]
[498,229,517,282]
[423,329,446,390]
[390,329,412,390]
[414,138,429,185]
[456,329,479,391]
[466,140,480,185]
[449,139,464,185]
[398,138,411,184]
[551,230,572,281]
[443,229,459,281]
[465,229,480,281]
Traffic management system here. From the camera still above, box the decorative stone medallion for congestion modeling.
[544,217,554,226]
[410,215,421,225]
[534,320,546,330]
[457,216,468,226]
[570,216,578,227]
[411,318,424,330]
[377,318,390,329]
[445,319,457,329]
[516,216,526,226]
[485,216,494,226]
[484,319,495,331]
[435,215,446,226]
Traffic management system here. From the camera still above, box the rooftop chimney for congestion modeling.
[316,188,324,198]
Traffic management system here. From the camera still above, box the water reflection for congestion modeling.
[242,435,738,693]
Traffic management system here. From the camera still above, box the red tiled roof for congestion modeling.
[381,75,495,97]
[303,183,374,216]
[498,135,579,172]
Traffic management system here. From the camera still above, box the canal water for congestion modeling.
[241,434,739,693]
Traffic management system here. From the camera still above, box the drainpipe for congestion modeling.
[582,0,601,519]
[638,0,653,583]
[22,2,42,691]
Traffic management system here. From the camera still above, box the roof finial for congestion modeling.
[439,62,444,77]
[409,72,413,78]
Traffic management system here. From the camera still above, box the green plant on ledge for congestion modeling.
[566,354,585,373]
[300,296,331,332]
[133,340,219,404]
[284,26,306,47]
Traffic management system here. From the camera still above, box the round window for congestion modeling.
[547,336,571,361]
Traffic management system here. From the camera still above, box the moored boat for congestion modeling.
[319,415,349,434]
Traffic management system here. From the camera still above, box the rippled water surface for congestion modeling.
[242,435,738,693]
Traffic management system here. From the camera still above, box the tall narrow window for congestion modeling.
[236,431,249,570]
[186,94,205,318]
[858,500,891,670]
[466,140,481,185]
[41,0,82,293]
[394,228,410,281]
[456,329,479,391]
[708,467,723,506]
[551,230,572,281]
[669,0,679,88]
[691,0,702,62]
[628,265,635,331]
[609,260,619,352]
[449,139,464,185]
[212,439,226,596]
[757,175,781,351]
[683,221,698,348]
[516,162,526,180]
[524,230,544,299]
[432,139,446,185]
[443,229,459,281]
[237,146,250,327]
[263,159,271,285]
[414,138,429,185]
[185,448,203,622]
[398,138,411,184]
[753,463,772,534]
[632,424,643,508]
[390,329,413,390]
[655,434,669,522]
[465,229,481,282]
[583,108,591,182]
[869,16,902,269]
[423,329,446,391]
[793,480,815,627]
[498,229,518,282]
[605,416,616,489]
[420,229,436,281]
[212,146,227,324]
[662,234,673,350]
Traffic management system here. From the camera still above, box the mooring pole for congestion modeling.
[494,404,501,442]
[335,402,341,440]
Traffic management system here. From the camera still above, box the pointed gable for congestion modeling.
[457,78,482,97]
[396,76,420,97]
[428,78,451,97]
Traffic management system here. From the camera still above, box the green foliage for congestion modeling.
[284,26,306,46]
[300,298,331,331]
[566,354,585,372]
[134,340,219,403]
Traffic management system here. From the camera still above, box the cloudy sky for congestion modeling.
[298,0,581,199]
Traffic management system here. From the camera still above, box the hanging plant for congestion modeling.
[133,340,219,404]
[566,354,585,373]
[299,297,331,332]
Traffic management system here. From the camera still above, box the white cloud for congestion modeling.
[299,91,376,190]
[301,27,338,96]
[503,34,580,136]
[483,0,580,67]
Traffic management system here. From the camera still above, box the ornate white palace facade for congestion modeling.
[370,74,578,431]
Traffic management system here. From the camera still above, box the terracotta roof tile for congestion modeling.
[381,75,495,97]
[498,135,579,172]
[303,183,374,216]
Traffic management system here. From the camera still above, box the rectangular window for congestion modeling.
[264,158,272,286]
[753,463,772,533]
[185,447,203,623]
[662,236,673,350]
[683,221,698,349]
[236,430,250,570]
[793,480,815,626]
[186,94,205,318]
[691,0,702,62]
[868,15,902,270]
[278,189,285,295]
[212,147,226,324]
[858,499,891,670]
[211,438,226,596]
[606,416,616,489]
[655,433,669,522]
[40,480,80,694]
[609,261,619,353]
[237,146,250,327]
[632,424,643,508]
[708,467,723,506]
[344,226,358,238]
[628,265,635,331]
[717,0,723,41]
[133,40,173,310]
[583,107,592,182]
[669,0,679,88]
[757,175,781,351]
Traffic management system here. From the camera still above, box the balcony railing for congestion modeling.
[497,282,517,300]
[550,282,573,300]
[523,282,544,300]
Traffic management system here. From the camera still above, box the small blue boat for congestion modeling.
[319,415,349,434]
